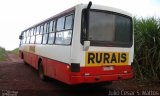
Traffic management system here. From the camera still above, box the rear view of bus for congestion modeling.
[70,2,133,84]
[19,2,134,85]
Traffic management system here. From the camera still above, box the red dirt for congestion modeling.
[0,53,160,96]
[6,53,23,62]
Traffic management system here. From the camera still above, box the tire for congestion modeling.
[21,53,27,65]
[38,61,47,81]
[24,61,28,65]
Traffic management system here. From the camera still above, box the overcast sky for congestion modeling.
[0,0,160,50]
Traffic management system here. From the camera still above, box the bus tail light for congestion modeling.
[71,63,80,72]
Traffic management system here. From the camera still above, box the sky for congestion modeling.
[0,0,159,50]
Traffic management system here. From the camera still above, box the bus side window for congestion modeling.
[55,31,72,45]
[35,25,42,44]
[49,21,55,32]
[35,35,41,44]
[24,31,27,44]
[30,28,36,44]
[23,31,26,44]
[48,33,55,44]
[44,23,47,33]
[42,23,49,44]
[55,14,73,45]
[48,21,55,44]
[30,28,33,36]
[65,15,73,30]
[33,27,36,36]
[40,25,44,34]
[26,30,31,44]
[36,26,40,35]
[28,29,31,44]
[56,17,65,31]
[42,34,48,44]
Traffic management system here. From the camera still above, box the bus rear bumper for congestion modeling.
[70,72,133,85]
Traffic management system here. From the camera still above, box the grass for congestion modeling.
[0,47,6,61]
[10,48,19,55]
[7,48,19,55]
[0,47,19,61]
[133,17,160,81]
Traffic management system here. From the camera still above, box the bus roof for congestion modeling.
[21,3,132,33]
[78,4,132,17]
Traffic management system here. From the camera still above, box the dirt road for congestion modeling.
[0,53,160,96]
[6,53,22,62]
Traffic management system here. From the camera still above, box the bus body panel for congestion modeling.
[19,44,72,84]
[19,50,71,84]
[70,5,83,64]
[71,66,133,84]
[20,44,71,64]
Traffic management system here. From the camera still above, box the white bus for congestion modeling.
[19,2,134,85]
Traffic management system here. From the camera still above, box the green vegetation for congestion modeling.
[0,47,6,61]
[10,48,19,55]
[133,17,160,81]
[0,47,19,61]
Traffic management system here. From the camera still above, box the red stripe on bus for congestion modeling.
[19,51,133,85]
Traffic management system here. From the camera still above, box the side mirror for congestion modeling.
[19,35,23,40]
[83,41,90,51]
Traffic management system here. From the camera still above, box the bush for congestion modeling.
[11,48,19,55]
[0,47,6,61]
[133,17,160,81]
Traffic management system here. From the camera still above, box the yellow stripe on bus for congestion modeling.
[85,52,129,66]
[29,46,35,53]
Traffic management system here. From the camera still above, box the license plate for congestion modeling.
[103,66,114,71]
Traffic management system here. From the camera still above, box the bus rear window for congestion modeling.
[87,10,132,47]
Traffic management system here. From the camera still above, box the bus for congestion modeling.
[19,2,134,85]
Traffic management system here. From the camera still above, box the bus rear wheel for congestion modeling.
[24,61,28,65]
[38,61,47,81]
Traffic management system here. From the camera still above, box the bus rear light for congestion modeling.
[67,65,70,69]
[71,63,80,72]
